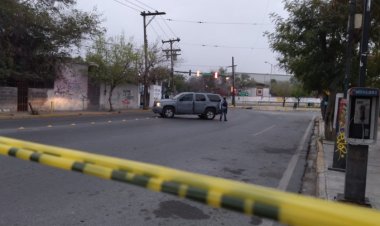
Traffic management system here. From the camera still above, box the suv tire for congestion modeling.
[205,108,216,120]
[163,107,175,118]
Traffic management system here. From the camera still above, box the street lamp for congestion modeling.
[264,61,274,74]
[264,61,274,94]
[264,61,274,89]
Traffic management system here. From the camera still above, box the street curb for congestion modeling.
[316,118,328,199]
[316,138,327,199]
[0,109,150,120]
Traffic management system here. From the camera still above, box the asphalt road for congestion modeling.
[0,109,317,226]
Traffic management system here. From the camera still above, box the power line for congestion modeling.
[122,0,179,48]
[150,24,164,41]
[123,0,146,11]
[111,0,140,12]
[153,20,170,40]
[160,18,268,26]
[132,0,178,39]
[160,16,177,37]
[181,42,268,50]
[133,0,156,11]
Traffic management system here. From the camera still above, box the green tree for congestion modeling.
[86,34,138,111]
[266,0,380,139]
[267,0,348,93]
[187,76,204,92]
[0,0,102,83]
[135,42,167,85]
[235,74,256,91]
[266,0,344,139]
[290,78,309,107]
[173,74,188,93]
[271,81,293,107]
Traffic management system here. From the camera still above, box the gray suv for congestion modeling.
[152,92,222,119]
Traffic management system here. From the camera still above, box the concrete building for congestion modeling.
[0,63,141,112]
[236,72,293,85]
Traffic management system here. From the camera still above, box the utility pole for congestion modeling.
[162,38,181,96]
[141,11,165,110]
[231,57,237,106]
[358,0,371,87]
[344,0,356,98]
[342,0,372,205]
[332,0,357,171]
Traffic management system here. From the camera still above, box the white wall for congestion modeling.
[51,63,89,111]
[149,85,162,107]
[100,84,140,110]
[0,87,17,112]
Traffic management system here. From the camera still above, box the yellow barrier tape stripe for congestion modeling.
[1,137,380,226]
[0,143,262,219]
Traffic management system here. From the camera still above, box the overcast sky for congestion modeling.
[76,0,288,75]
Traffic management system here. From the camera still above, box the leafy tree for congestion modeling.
[173,74,188,93]
[186,76,204,92]
[271,81,293,107]
[235,74,256,91]
[290,78,309,107]
[135,42,167,86]
[0,0,102,83]
[267,0,348,93]
[150,66,170,85]
[86,34,138,111]
[267,0,380,139]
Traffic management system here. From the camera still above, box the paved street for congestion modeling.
[0,109,317,226]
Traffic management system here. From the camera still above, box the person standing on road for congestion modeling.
[219,97,228,121]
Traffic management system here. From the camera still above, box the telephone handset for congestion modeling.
[346,88,379,145]
[360,105,366,122]
[353,98,370,125]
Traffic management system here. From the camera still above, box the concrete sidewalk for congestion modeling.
[317,119,380,209]
[0,109,149,120]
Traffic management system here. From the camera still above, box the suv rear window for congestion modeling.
[207,94,221,102]
[196,94,206,101]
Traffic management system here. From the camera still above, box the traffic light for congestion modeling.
[214,72,218,78]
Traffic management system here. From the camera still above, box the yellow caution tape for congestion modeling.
[0,136,379,226]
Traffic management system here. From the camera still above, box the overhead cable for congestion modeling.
[160,18,268,26]
[111,0,140,13]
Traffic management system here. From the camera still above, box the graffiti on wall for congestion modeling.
[121,89,133,105]
[335,99,347,159]
[54,65,87,99]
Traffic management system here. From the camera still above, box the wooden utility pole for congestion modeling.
[343,0,356,98]
[141,11,165,110]
[162,38,181,95]
[231,57,237,106]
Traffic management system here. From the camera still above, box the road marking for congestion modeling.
[91,122,95,124]
[122,119,126,122]
[251,125,276,137]
[108,120,112,123]
[277,116,315,191]
[71,123,76,126]
[18,127,25,130]
[47,125,52,128]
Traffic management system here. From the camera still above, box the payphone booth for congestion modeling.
[346,87,380,145]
